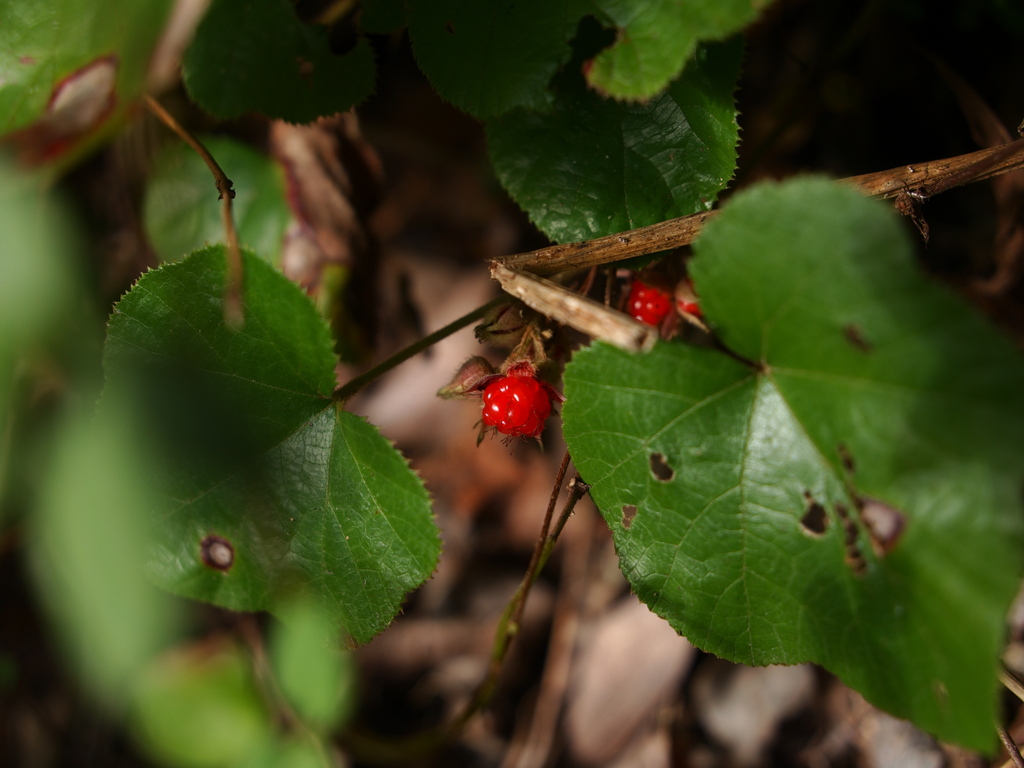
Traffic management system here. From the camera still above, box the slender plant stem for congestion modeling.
[439,450,572,735]
[546,477,588,548]
[501,452,572,640]
[341,454,591,764]
[333,297,505,402]
[144,95,244,328]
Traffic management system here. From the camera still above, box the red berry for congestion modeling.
[481,373,552,438]
[627,280,672,326]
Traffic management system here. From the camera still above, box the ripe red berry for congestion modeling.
[481,373,552,438]
[627,280,672,326]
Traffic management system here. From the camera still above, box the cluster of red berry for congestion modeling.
[442,273,703,443]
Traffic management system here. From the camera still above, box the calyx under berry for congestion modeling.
[437,356,496,399]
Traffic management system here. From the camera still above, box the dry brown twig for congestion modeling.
[493,139,1024,278]
[489,140,1024,347]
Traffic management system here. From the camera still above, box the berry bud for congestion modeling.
[474,303,528,349]
[437,356,496,399]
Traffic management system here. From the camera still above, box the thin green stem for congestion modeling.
[333,297,505,402]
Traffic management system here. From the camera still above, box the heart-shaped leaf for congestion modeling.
[103,246,440,643]
[488,40,741,244]
[183,0,375,123]
[562,178,1024,749]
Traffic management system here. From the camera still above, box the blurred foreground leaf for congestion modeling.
[131,643,267,768]
[270,600,355,732]
[0,0,172,163]
[0,158,72,515]
[32,407,180,706]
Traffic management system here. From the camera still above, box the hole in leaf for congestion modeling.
[649,452,674,482]
[201,535,234,571]
[800,491,828,536]
[621,504,638,529]
[837,443,855,474]
[857,497,906,556]
[843,324,873,352]
[834,503,866,576]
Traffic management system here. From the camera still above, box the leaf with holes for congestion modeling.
[561,178,1024,749]
[183,0,375,123]
[408,0,585,119]
[101,246,440,644]
[144,136,292,265]
[0,0,173,162]
[585,0,773,100]
[488,39,741,244]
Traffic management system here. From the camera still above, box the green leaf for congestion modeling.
[183,0,375,123]
[561,178,1024,749]
[408,0,583,118]
[585,0,771,100]
[270,600,355,731]
[144,136,292,265]
[0,0,172,145]
[488,39,741,244]
[31,407,181,706]
[131,643,268,768]
[102,246,440,644]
